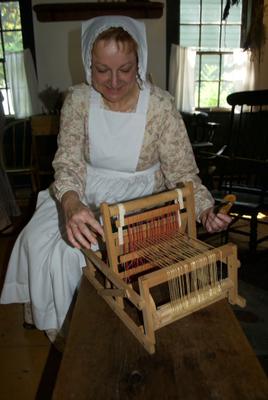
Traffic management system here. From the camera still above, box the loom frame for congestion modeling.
[83,182,245,354]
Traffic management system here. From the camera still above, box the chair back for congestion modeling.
[216,90,268,194]
[1,118,32,171]
[211,89,268,251]
[0,117,38,200]
[226,90,268,161]
[31,115,59,189]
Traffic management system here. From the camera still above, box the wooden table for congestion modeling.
[53,275,268,400]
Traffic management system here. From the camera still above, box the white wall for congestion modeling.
[32,0,166,92]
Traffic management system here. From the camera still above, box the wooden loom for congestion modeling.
[83,182,246,354]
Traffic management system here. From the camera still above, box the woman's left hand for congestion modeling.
[200,207,232,233]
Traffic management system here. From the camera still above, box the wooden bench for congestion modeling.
[53,274,268,400]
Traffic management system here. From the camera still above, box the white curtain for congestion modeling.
[168,44,196,113]
[223,49,254,92]
[168,45,254,112]
[6,49,42,118]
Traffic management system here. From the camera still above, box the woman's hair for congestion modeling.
[93,27,138,54]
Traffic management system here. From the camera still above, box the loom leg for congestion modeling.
[227,247,246,308]
[234,295,246,308]
[138,276,156,350]
[84,259,96,277]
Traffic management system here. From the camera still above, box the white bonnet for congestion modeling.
[81,15,148,85]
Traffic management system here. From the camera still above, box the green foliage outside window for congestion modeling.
[0,2,23,54]
[1,2,21,30]
[197,62,236,108]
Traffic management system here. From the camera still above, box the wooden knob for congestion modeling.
[218,194,236,214]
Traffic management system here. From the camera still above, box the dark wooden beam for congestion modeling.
[33,2,164,22]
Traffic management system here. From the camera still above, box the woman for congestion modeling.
[0,16,231,343]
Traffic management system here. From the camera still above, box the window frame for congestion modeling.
[0,0,35,115]
[166,0,252,110]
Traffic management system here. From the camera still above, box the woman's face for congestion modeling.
[91,39,138,104]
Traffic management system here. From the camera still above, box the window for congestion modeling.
[180,0,243,108]
[0,1,23,114]
[0,1,35,116]
[167,0,249,109]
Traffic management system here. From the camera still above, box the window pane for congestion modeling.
[201,25,220,49]
[225,2,242,23]
[201,55,220,80]
[222,52,248,85]
[0,37,3,58]
[1,2,21,30]
[3,31,23,53]
[0,1,23,115]
[200,81,219,107]
[180,0,200,23]
[0,62,4,87]
[1,88,14,114]
[180,25,199,47]
[202,0,221,23]
[222,53,236,81]
[219,81,237,107]
[221,25,241,48]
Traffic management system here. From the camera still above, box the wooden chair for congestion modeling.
[182,111,223,187]
[210,90,268,252]
[31,115,59,190]
[185,111,220,150]
[0,118,38,204]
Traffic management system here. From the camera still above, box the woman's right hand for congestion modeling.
[61,191,104,249]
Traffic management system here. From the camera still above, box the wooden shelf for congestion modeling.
[33,2,164,22]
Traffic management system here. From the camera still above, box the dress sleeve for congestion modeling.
[158,96,214,220]
[52,85,89,202]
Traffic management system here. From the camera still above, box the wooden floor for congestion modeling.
[0,208,62,400]
[0,301,61,400]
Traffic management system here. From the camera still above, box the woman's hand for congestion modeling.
[200,207,232,233]
[61,191,104,249]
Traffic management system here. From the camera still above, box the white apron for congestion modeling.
[0,85,159,331]
[85,85,158,208]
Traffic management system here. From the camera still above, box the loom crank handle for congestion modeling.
[214,194,236,215]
